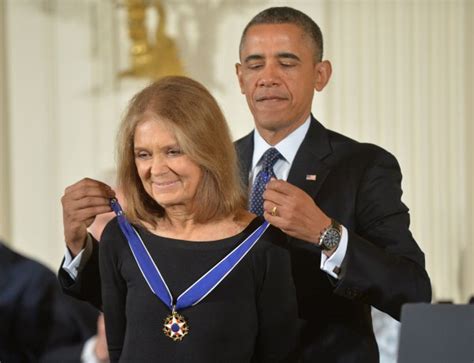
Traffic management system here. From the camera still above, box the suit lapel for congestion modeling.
[236,118,333,255]
[235,131,254,188]
[287,117,332,201]
[0,243,13,291]
[236,118,333,199]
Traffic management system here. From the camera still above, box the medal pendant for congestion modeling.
[163,311,189,341]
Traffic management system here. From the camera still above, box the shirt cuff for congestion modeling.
[320,225,348,279]
[62,234,93,280]
[81,335,100,363]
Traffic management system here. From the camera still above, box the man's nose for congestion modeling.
[257,64,280,87]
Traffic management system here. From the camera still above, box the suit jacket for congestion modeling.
[59,117,431,363]
[0,243,99,363]
[235,117,431,362]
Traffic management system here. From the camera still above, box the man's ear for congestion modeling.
[314,60,332,92]
[235,63,245,94]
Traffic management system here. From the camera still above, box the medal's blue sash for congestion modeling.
[110,199,269,311]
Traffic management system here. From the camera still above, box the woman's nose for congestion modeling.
[150,155,169,175]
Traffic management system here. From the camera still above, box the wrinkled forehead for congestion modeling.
[132,113,176,139]
[134,111,176,131]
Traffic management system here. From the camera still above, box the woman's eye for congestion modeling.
[167,148,182,156]
[135,151,150,159]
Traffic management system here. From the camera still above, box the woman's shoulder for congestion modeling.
[244,218,290,258]
[99,216,137,253]
[254,219,289,248]
[100,216,120,241]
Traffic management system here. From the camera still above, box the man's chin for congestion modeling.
[253,114,289,131]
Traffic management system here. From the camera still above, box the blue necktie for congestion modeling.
[249,148,282,216]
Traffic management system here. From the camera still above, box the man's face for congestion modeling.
[236,23,321,140]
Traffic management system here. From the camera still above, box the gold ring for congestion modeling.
[270,206,278,217]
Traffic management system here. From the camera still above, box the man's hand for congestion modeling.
[262,179,331,244]
[61,178,115,256]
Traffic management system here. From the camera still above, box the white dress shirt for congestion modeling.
[63,234,93,280]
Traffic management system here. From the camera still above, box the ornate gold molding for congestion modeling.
[120,0,184,80]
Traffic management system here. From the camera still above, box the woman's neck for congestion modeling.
[146,209,255,241]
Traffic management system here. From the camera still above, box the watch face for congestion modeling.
[322,228,341,250]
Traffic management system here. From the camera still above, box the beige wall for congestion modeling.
[1,0,473,302]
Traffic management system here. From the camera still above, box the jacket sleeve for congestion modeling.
[333,149,431,320]
[58,236,103,310]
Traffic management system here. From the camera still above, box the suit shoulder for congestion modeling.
[234,131,253,145]
[326,128,399,164]
[8,247,54,277]
[1,246,57,289]
[234,132,253,150]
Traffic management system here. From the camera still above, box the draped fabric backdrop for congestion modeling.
[0,0,472,302]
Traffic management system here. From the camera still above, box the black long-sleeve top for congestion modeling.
[99,217,300,362]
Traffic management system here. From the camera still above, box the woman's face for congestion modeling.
[133,114,203,211]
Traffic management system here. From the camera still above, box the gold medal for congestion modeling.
[163,310,189,341]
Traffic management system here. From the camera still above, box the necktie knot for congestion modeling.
[260,148,282,172]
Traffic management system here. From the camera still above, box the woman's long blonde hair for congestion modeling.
[116,76,246,227]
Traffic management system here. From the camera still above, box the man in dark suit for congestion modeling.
[231,8,431,362]
[0,241,106,362]
[58,7,431,362]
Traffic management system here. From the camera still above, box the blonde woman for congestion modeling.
[90,77,298,361]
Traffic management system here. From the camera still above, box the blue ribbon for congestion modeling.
[110,199,269,311]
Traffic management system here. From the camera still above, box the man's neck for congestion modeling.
[255,115,311,145]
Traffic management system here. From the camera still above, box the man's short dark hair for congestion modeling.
[239,7,324,62]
